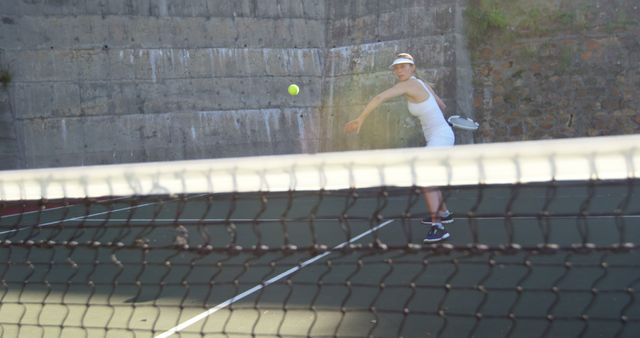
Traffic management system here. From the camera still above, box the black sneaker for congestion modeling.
[420,212,454,225]
[423,225,450,243]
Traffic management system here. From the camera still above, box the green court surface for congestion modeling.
[0,181,639,337]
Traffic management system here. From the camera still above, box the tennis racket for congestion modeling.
[447,115,479,131]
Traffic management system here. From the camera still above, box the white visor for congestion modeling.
[389,57,414,69]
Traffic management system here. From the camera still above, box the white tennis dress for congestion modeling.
[407,77,455,147]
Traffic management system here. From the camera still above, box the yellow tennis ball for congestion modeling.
[288,84,300,96]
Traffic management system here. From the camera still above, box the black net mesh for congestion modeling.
[0,138,639,338]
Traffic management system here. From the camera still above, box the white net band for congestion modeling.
[1,135,638,200]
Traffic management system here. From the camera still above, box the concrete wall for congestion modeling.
[2,1,638,169]
[10,0,640,168]
[0,0,474,169]
[0,87,20,170]
[0,48,17,169]
[322,0,472,151]
[0,0,328,168]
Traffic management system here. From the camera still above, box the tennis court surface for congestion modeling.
[1,135,639,338]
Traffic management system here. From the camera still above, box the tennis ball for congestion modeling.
[288,84,300,96]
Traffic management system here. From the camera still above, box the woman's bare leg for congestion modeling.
[421,187,451,242]
[438,190,448,213]
[422,187,443,223]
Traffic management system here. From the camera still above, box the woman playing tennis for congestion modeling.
[344,53,455,242]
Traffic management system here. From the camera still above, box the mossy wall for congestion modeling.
[467,0,640,141]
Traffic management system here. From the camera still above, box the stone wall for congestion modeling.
[0,0,327,168]
[322,0,471,151]
[0,0,474,169]
[4,1,635,170]
[0,87,19,170]
[469,0,640,142]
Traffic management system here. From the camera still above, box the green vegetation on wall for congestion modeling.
[464,0,640,141]
[464,0,596,48]
[464,0,509,48]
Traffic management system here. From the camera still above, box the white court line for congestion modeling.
[0,194,209,236]
[0,196,130,219]
[154,219,395,338]
[74,214,640,224]
[0,201,162,236]
[74,218,354,223]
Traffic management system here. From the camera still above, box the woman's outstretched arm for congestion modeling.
[344,84,408,134]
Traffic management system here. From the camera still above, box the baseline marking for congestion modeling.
[0,194,209,236]
[68,214,640,224]
[0,196,130,218]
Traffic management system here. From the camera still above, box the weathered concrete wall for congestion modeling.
[0,0,327,168]
[0,88,19,170]
[1,1,638,170]
[0,0,473,169]
[322,0,469,151]
[469,0,640,141]
[0,46,19,169]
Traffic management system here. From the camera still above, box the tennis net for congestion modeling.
[0,135,638,338]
